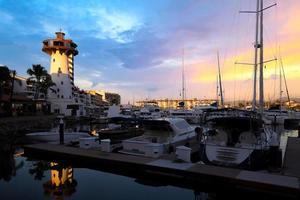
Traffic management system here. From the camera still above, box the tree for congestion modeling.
[0,66,11,98]
[27,64,55,100]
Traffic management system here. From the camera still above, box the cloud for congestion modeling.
[75,78,93,89]
[0,10,13,23]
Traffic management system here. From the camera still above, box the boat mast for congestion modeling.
[280,56,291,106]
[181,48,186,108]
[239,0,276,113]
[217,51,224,107]
[252,0,260,111]
[216,75,219,105]
[279,60,282,112]
[258,0,264,114]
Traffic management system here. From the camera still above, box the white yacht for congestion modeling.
[120,118,196,157]
[25,131,93,144]
[136,104,162,120]
[168,109,200,124]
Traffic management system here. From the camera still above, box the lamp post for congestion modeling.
[10,70,16,116]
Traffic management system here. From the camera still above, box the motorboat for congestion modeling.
[24,131,94,144]
[119,118,196,158]
[98,117,144,144]
[168,109,200,124]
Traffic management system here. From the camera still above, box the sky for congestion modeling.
[0,0,299,104]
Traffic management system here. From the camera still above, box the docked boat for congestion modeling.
[24,131,93,144]
[168,109,200,124]
[119,118,196,157]
[199,110,277,170]
[98,117,144,144]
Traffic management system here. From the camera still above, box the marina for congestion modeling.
[22,139,300,199]
[1,0,300,199]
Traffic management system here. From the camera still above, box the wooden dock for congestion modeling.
[283,137,300,178]
[24,143,300,199]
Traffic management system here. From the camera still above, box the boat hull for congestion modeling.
[199,143,270,170]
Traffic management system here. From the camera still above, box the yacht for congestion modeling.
[199,110,276,169]
[119,118,196,157]
[24,131,93,144]
[136,104,162,120]
[200,0,280,169]
[168,109,200,124]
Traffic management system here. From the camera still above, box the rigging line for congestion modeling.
[264,25,278,60]
[221,0,240,67]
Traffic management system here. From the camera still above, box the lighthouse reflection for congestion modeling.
[43,162,77,199]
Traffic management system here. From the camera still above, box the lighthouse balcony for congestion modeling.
[42,40,78,55]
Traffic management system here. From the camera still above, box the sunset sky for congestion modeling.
[0,0,299,104]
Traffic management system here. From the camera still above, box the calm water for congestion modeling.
[0,125,298,200]
[0,156,199,200]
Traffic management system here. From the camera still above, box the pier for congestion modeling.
[283,137,300,178]
[24,143,300,199]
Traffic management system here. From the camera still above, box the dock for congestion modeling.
[24,143,300,199]
[283,137,300,178]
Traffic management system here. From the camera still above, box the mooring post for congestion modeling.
[298,122,300,138]
[59,117,64,144]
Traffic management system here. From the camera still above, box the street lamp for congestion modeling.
[10,70,16,116]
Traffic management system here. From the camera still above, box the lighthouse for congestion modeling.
[42,32,79,116]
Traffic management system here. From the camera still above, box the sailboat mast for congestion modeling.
[280,57,291,105]
[252,0,260,111]
[279,61,282,112]
[216,75,219,104]
[182,48,185,107]
[259,0,264,113]
[217,51,224,107]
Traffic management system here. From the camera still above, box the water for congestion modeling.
[0,125,298,200]
[0,156,196,200]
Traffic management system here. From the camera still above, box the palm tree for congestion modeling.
[40,74,56,100]
[27,64,55,100]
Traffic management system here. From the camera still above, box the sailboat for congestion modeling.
[169,48,202,124]
[263,57,289,125]
[199,0,278,170]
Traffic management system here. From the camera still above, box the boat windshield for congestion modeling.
[174,120,191,130]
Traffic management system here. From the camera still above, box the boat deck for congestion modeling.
[283,137,300,178]
[23,143,300,199]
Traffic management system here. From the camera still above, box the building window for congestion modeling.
[61,81,63,85]
[53,58,55,62]
[61,95,64,99]
[58,67,62,73]
[57,95,60,98]
[57,88,60,92]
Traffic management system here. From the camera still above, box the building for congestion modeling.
[42,32,80,116]
[0,65,50,117]
[135,99,217,109]
[104,92,121,105]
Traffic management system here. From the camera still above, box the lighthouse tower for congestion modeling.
[42,32,79,116]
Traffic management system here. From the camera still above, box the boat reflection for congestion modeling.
[43,162,77,199]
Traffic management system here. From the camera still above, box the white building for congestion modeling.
[42,32,80,116]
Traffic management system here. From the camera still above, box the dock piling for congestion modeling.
[59,118,64,144]
[298,122,300,138]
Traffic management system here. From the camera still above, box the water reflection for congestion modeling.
[29,160,50,180]
[43,162,77,199]
[0,140,24,182]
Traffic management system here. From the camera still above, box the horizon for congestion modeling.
[0,0,299,104]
